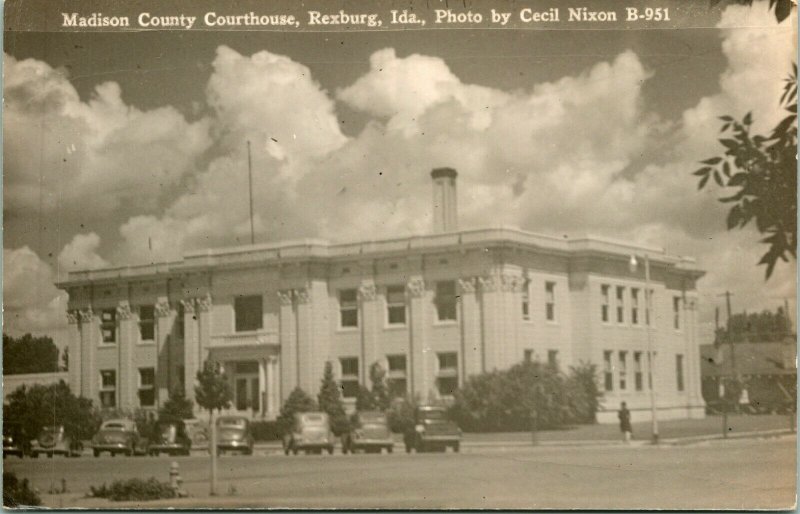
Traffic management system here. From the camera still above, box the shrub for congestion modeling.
[565,362,602,424]
[276,387,317,436]
[250,420,280,441]
[386,395,418,433]
[3,472,41,507]
[89,478,175,502]
[158,388,194,422]
[317,362,350,436]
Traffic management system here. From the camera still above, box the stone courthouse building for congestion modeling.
[58,169,706,423]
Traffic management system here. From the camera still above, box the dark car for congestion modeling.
[282,412,335,455]
[342,411,394,454]
[216,416,254,455]
[149,420,192,456]
[404,405,461,453]
[3,422,26,459]
[92,419,149,457]
[30,425,83,458]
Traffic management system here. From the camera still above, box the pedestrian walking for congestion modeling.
[618,402,632,443]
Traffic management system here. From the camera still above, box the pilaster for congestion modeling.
[155,297,172,405]
[277,290,297,400]
[66,311,82,397]
[478,274,505,371]
[116,301,135,409]
[181,298,198,401]
[407,277,427,398]
[458,278,482,379]
[78,307,96,400]
[196,294,212,386]
[359,280,379,383]
[295,287,314,393]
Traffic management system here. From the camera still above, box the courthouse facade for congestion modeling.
[58,169,706,423]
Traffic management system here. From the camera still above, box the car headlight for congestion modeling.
[415,424,425,433]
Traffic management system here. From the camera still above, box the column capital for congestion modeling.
[66,310,79,324]
[116,301,133,320]
[457,277,477,294]
[155,299,172,317]
[179,298,196,314]
[407,278,426,298]
[477,275,499,293]
[501,273,524,292]
[196,294,212,312]
[294,288,311,304]
[277,290,294,306]
[358,282,377,302]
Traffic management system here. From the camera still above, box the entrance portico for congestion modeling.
[207,343,280,420]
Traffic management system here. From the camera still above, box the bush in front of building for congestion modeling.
[450,360,602,432]
[5,381,102,446]
[88,477,176,502]
[158,387,194,422]
[318,361,351,436]
[386,394,419,434]
[250,420,281,441]
[564,362,603,424]
[276,387,317,435]
[3,472,41,507]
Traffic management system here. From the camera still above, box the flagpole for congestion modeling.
[247,140,255,245]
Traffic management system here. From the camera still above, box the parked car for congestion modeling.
[30,425,83,458]
[403,405,461,453]
[3,422,26,459]
[342,411,394,454]
[92,419,149,457]
[282,412,335,455]
[216,416,254,455]
[149,420,192,456]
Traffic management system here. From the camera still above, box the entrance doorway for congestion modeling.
[232,361,260,413]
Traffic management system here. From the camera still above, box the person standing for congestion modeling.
[618,402,632,443]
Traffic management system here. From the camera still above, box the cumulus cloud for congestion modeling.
[3,247,68,335]
[57,233,110,274]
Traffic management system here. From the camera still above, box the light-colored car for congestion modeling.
[282,412,335,455]
[92,419,149,457]
[31,425,83,458]
[217,416,254,455]
[342,411,394,454]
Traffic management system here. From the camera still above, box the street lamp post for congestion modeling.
[629,254,659,444]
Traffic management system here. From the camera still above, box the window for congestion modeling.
[386,285,406,325]
[138,368,155,407]
[176,302,185,338]
[619,351,627,390]
[524,349,534,363]
[139,305,155,341]
[235,295,263,332]
[101,309,116,344]
[339,289,358,328]
[547,350,559,369]
[340,357,359,398]
[603,351,613,391]
[616,286,625,323]
[673,297,681,330]
[631,288,640,325]
[436,352,458,396]
[386,355,407,397]
[545,282,556,321]
[100,370,116,408]
[646,289,654,326]
[435,281,457,322]
[676,354,685,391]
[601,285,610,322]
[522,279,531,320]
[634,352,643,391]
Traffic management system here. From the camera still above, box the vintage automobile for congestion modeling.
[149,420,192,456]
[342,411,394,454]
[92,419,149,457]
[3,422,26,459]
[30,425,83,458]
[216,416,254,455]
[403,405,461,453]
[282,412,335,455]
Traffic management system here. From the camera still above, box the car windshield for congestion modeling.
[362,422,386,430]
[421,410,446,420]
[103,423,126,430]
[42,426,60,434]
[160,425,177,440]
[301,414,326,424]
[219,419,246,427]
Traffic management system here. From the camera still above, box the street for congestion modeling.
[5,436,795,509]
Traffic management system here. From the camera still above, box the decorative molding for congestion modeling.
[277,290,294,306]
[406,278,426,298]
[78,307,95,323]
[116,302,132,320]
[179,298,196,314]
[196,294,212,312]
[501,273,524,292]
[294,288,311,304]
[358,282,377,302]
[457,277,477,294]
[477,275,499,293]
[66,310,79,324]
[155,300,172,318]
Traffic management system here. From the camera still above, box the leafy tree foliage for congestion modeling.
[712,0,794,23]
[694,64,796,278]
[3,333,59,375]
[716,307,793,342]
[355,385,377,412]
[5,381,102,444]
[194,361,231,413]
[386,394,419,433]
[276,387,317,435]
[368,362,391,411]
[317,361,350,436]
[3,472,41,507]
[449,361,602,432]
[158,387,195,422]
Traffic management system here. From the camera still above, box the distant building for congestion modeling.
[56,169,706,423]
[700,338,796,412]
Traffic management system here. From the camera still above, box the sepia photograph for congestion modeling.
[2,0,797,509]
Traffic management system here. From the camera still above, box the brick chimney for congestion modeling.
[431,167,458,233]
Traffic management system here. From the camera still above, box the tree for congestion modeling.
[716,307,793,342]
[711,0,794,23]
[60,347,69,372]
[694,64,796,279]
[276,387,317,436]
[317,361,350,436]
[368,362,391,411]
[194,361,231,496]
[5,381,102,446]
[158,387,195,422]
[355,385,377,412]
[3,333,60,375]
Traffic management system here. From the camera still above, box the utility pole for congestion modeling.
[719,291,738,416]
[247,140,255,245]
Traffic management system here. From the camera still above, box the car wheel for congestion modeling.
[32,452,39,459]
[388,446,393,454]
[292,445,298,456]
[47,452,53,459]
[453,442,460,453]
[327,446,334,455]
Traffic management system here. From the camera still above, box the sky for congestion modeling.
[3,0,797,345]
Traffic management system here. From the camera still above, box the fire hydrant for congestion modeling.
[169,461,188,497]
